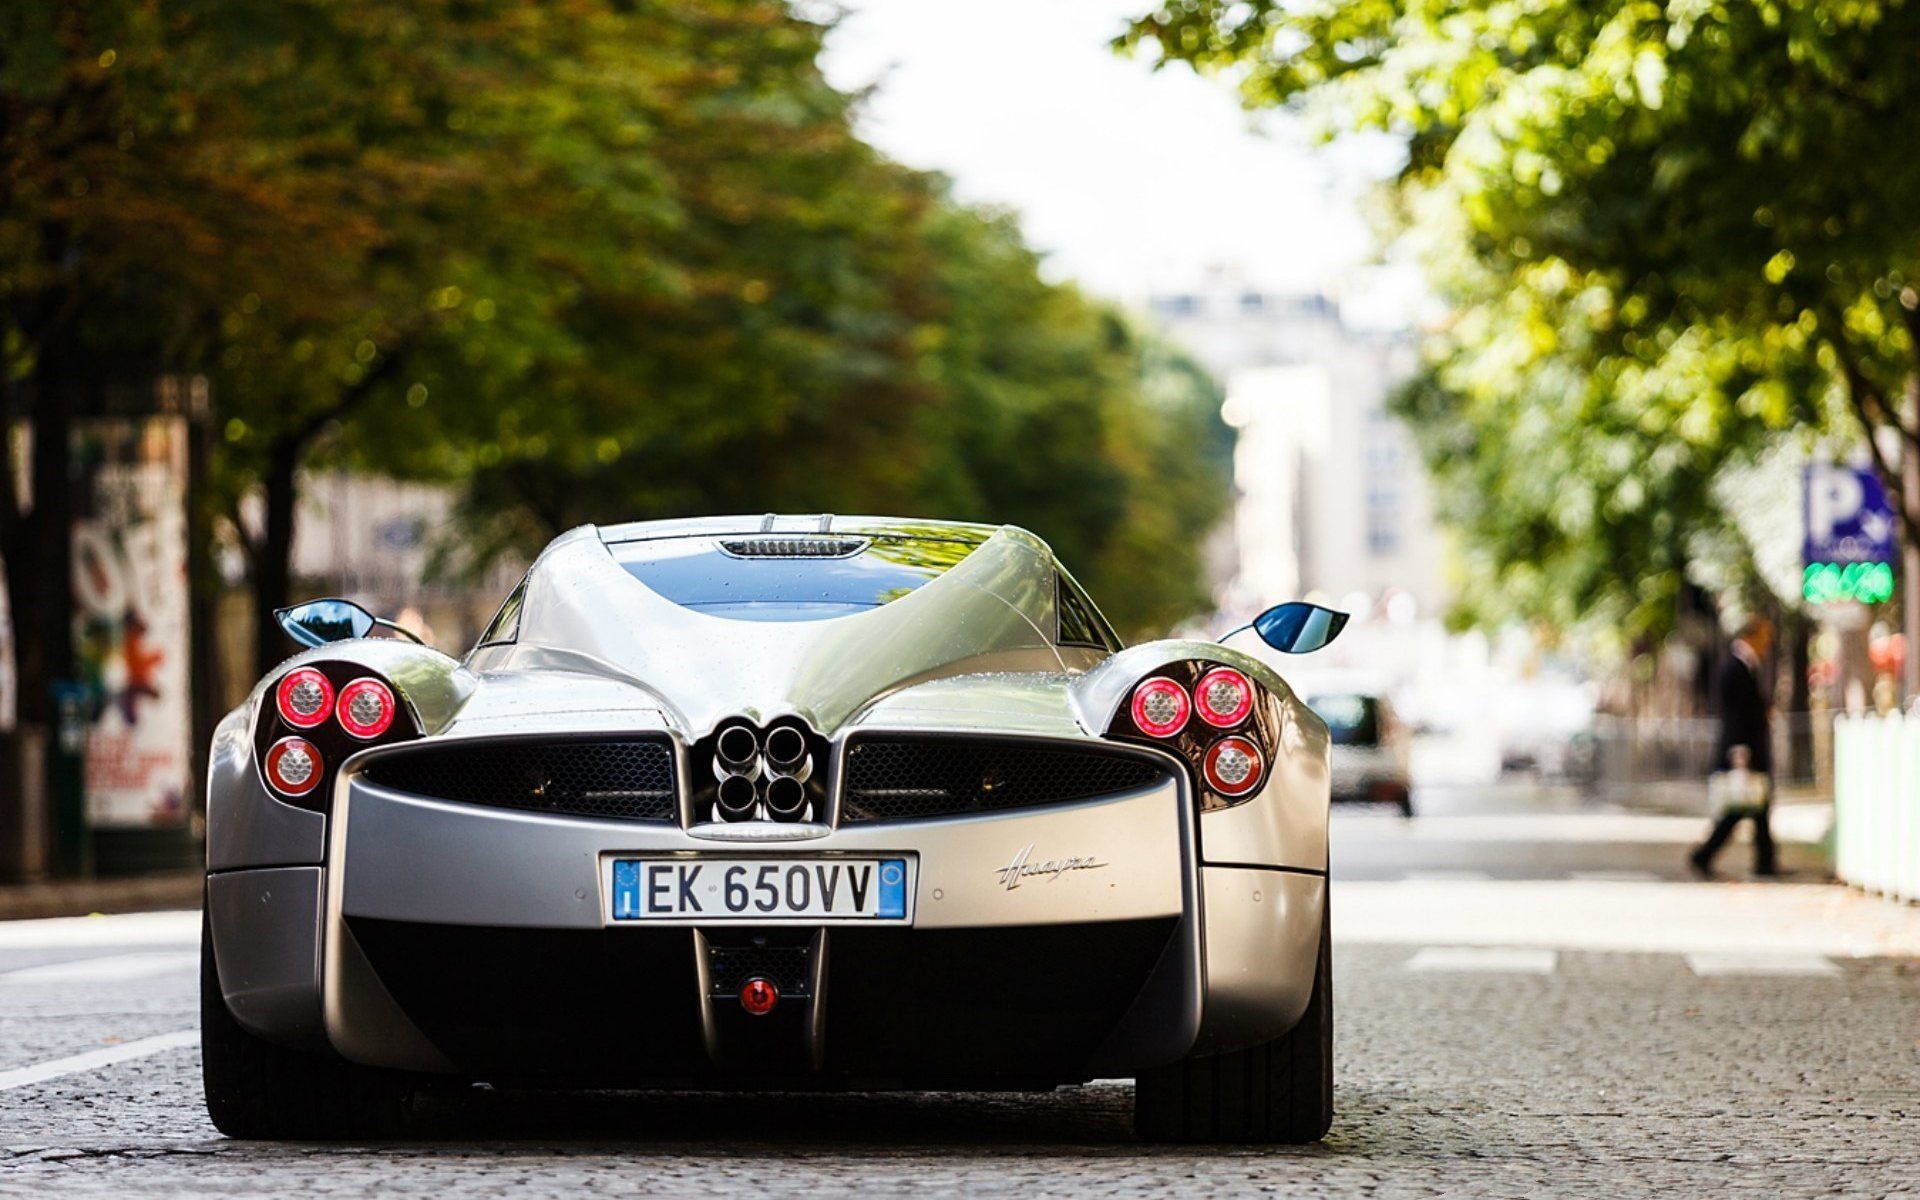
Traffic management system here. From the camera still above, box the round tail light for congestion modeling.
[336,677,396,740]
[1131,677,1191,738]
[275,668,334,730]
[1195,667,1255,727]
[1203,735,1264,797]
[265,736,324,798]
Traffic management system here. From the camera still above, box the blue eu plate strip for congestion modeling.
[612,860,641,921]
[877,858,907,919]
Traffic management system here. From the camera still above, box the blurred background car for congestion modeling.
[1306,690,1413,818]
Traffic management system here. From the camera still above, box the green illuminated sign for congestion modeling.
[1802,560,1895,605]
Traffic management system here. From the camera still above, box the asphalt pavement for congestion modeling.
[2,784,1916,1198]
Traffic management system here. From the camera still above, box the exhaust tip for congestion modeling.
[764,726,808,770]
[715,773,758,821]
[763,775,807,821]
[715,724,759,771]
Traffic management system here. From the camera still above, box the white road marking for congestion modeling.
[0,1030,199,1092]
[1685,952,1841,977]
[1405,947,1558,974]
[0,910,199,950]
[1,952,199,985]
[1567,870,1663,883]
[1401,870,1493,883]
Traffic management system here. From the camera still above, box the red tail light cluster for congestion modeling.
[265,736,324,797]
[1203,735,1264,797]
[337,678,396,739]
[1195,667,1254,727]
[1118,663,1268,806]
[1130,677,1191,738]
[259,665,411,805]
[276,668,334,729]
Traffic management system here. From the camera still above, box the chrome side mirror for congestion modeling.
[275,598,422,648]
[1248,602,1349,655]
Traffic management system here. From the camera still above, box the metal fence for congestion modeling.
[1833,714,1920,904]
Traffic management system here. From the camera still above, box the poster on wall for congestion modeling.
[71,418,191,829]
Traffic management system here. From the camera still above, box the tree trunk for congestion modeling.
[251,441,301,679]
[15,381,76,728]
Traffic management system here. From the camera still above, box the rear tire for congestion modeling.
[1134,900,1333,1143]
[202,904,417,1139]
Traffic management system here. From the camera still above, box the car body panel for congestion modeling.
[206,866,328,1052]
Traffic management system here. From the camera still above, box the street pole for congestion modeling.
[1906,383,1920,705]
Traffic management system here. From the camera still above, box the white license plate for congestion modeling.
[607,857,911,923]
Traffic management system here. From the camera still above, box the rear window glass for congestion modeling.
[1308,694,1381,746]
[611,535,980,622]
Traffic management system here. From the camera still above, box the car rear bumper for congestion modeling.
[209,768,1325,1085]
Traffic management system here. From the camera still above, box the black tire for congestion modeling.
[1399,793,1416,820]
[1135,900,1333,1144]
[201,905,417,1139]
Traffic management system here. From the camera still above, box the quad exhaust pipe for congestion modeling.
[762,775,807,820]
[763,725,810,783]
[715,772,759,821]
[715,724,760,778]
[710,721,815,822]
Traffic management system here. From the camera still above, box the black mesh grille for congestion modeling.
[361,739,676,822]
[840,739,1170,823]
[706,943,813,998]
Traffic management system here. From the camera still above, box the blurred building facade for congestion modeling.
[1147,268,1439,626]
[212,475,524,705]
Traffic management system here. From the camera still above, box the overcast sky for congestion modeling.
[819,0,1402,304]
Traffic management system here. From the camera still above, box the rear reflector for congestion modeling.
[739,977,779,1015]
[275,668,334,730]
[1130,677,1191,738]
[336,677,396,740]
[265,736,323,798]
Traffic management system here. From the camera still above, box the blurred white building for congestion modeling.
[1147,268,1441,625]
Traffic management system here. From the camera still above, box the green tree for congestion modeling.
[1122,0,1920,649]
[5,0,1233,741]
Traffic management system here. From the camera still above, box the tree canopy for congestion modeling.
[4,0,1232,724]
[1123,0,1920,645]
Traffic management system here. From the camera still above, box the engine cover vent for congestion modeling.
[719,536,869,559]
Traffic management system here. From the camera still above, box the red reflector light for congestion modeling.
[1131,677,1191,738]
[1195,667,1254,727]
[1203,735,1264,797]
[275,668,334,730]
[265,736,324,798]
[336,677,395,740]
[739,977,779,1016]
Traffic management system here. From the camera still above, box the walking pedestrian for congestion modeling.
[1689,616,1777,877]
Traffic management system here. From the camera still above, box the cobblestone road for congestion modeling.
[2,803,1916,1198]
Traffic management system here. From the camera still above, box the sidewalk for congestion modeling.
[1336,877,1920,957]
[0,871,201,921]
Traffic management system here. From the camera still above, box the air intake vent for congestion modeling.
[360,739,676,822]
[720,536,869,559]
[840,738,1170,823]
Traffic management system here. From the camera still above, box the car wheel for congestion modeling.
[201,903,417,1139]
[1134,899,1333,1144]
[1399,793,1415,819]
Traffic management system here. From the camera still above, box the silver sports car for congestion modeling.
[202,516,1347,1141]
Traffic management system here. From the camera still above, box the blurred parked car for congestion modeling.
[1306,691,1414,818]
